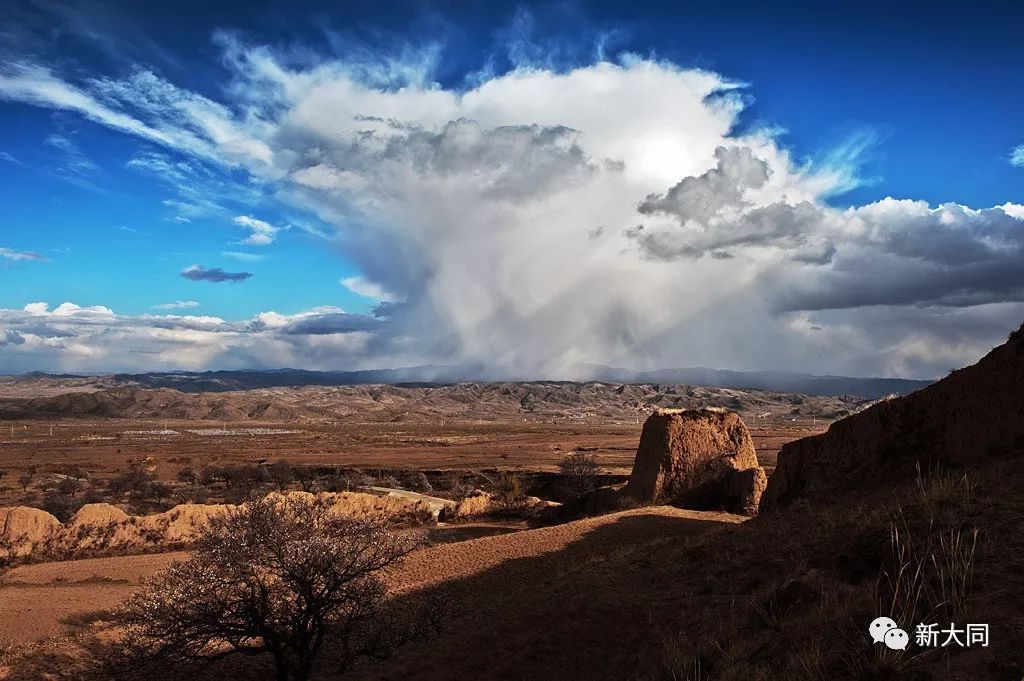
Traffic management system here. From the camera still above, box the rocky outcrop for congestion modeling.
[439,490,558,521]
[623,408,765,515]
[0,491,437,562]
[0,507,62,558]
[542,485,631,524]
[761,323,1024,511]
[678,466,767,517]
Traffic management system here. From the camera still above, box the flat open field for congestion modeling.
[0,418,821,505]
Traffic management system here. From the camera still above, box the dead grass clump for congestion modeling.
[452,492,493,518]
[914,463,977,518]
[558,451,602,500]
[859,503,980,677]
[879,517,978,625]
[491,472,529,515]
[646,632,721,681]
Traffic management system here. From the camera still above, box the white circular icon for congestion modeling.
[884,628,909,650]
[869,616,897,643]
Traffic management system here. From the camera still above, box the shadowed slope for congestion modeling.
[762,323,1024,510]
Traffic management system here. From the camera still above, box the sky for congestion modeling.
[0,0,1022,379]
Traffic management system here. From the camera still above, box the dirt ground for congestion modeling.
[0,416,815,652]
[5,457,1021,681]
[0,419,818,506]
[0,507,739,649]
[0,552,186,646]
[3,456,1021,680]
[0,413,823,676]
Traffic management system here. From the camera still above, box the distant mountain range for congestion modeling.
[582,366,932,399]
[13,365,933,399]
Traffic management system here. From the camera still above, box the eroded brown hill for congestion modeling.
[0,381,870,423]
[762,323,1024,510]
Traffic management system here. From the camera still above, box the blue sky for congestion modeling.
[1,0,1022,377]
[0,97,368,320]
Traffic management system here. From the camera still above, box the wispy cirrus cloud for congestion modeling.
[233,215,282,245]
[0,247,48,262]
[180,264,252,282]
[128,150,265,223]
[0,61,273,168]
[222,250,267,262]
[0,150,25,166]
[152,300,200,310]
[1012,145,1024,167]
[44,132,100,188]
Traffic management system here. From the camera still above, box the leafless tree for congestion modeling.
[108,465,170,501]
[268,459,295,491]
[56,476,83,496]
[18,465,36,491]
[116,495,427,681]
[176,467,197,485]
[292,465,317,492]
[558,451,602,499]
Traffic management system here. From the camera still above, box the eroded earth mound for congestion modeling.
[0,491,436,561]
[622,408,766,514]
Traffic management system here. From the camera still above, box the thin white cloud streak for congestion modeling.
[0,150,26,166]
[0,63,205,156]
[0,247,48,262]
[44,132,100,187]
[152,300,200,310]
[222,250,267,262]
[1,42,1022,379]
[340,276,400,302]
[0,62,275,171]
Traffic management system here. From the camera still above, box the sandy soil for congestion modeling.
[389,506,745,594]
[0,507,739,649]
[0,552,185,646]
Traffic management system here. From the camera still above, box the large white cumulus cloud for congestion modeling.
[2,41,1023,379]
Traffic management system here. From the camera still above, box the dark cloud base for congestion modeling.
[180,265,252,282]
